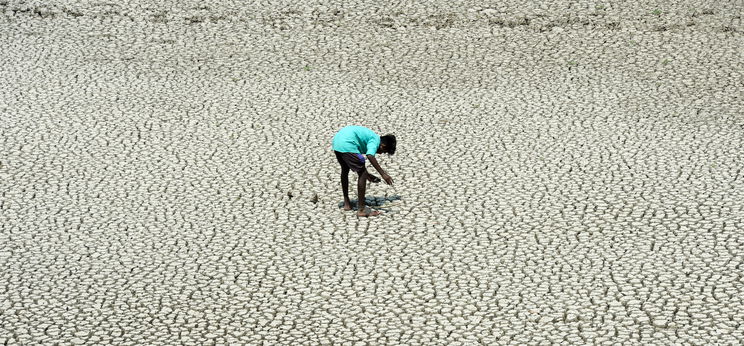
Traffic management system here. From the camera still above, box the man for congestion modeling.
[332,125,396,217]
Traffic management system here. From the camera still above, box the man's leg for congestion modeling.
[357,170,381,217]
[341,166,352,210]
[335,151,353,211]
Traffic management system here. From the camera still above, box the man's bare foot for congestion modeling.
[357,208,382,217]
[343,204,353,211]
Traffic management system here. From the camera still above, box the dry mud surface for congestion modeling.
[1,0,743,344]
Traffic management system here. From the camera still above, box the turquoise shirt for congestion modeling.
[332,126,381,155]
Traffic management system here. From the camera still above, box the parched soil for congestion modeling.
[1,0,743,344]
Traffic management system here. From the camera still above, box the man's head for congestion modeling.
[379,134,396,155]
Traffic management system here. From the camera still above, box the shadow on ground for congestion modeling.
[338,195,402,211]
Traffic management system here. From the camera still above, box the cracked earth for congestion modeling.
[1,0,743,344]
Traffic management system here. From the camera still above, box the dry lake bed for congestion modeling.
[1,0,743,344]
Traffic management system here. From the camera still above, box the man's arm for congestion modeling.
[366,155,393,185]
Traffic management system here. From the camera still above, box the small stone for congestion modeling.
[539,316,554,324]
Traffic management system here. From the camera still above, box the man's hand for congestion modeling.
[382,174,393,186]
[367,155,393,185]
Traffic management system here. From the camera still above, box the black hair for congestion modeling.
[381,134,396,155]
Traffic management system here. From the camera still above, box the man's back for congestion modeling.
[332,126,381,155]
